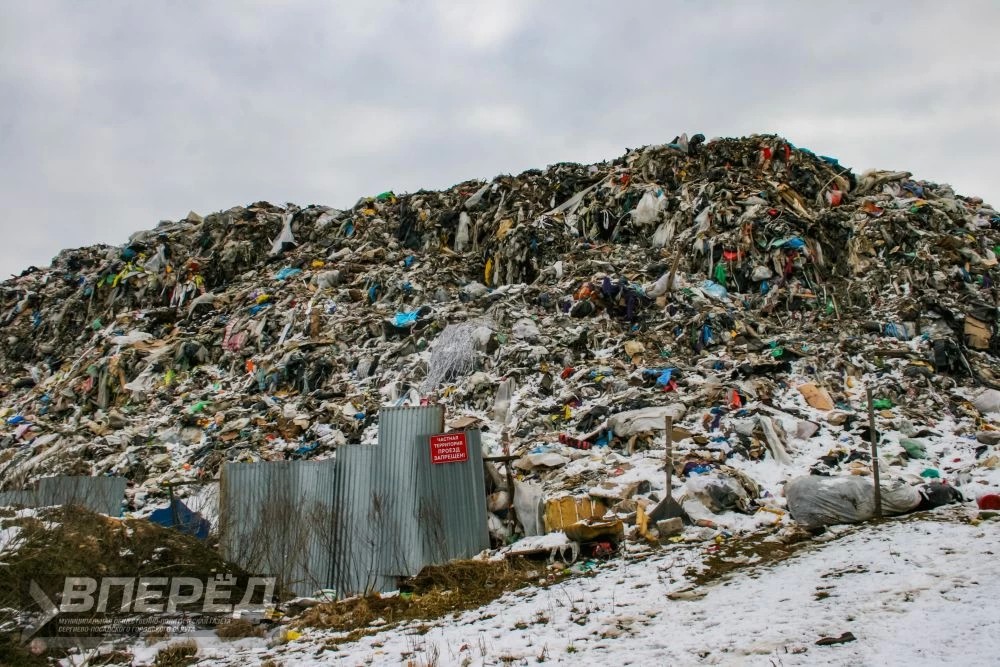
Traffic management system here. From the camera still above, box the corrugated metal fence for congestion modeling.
[220,406,489,598]
[0,476,125,516]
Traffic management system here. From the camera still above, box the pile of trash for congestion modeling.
[1,133,999,544]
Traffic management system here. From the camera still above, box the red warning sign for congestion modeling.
[430,432,469,464]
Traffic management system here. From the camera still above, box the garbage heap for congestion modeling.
[1,133,999,544]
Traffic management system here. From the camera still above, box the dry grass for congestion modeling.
[298,558,545,642]
[0,505,250,661]
[215,618,266,640]
[153,639,198,667]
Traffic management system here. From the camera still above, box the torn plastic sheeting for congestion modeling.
[757,415,792,465]
[769,236,806,250]
[463,182,491,209]
[883,322,912,341]
[275,267,302,281]
[607,405,686,437]
[269,212,297,256]
[513,479,545,537]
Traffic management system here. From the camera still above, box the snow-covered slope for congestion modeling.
[123,511,999,666]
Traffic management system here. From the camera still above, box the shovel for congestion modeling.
[648,415,690,523]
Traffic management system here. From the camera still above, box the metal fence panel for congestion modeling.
[37,476,126,516]
[220,406,489,599]
[220,460,337,597]
[374,405,444,578]
[416,430,489,564]
[0,489,35,508]
[0,476,125,516]
[329,445,393,597]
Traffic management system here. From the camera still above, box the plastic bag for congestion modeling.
[269,212,297,256]
[651,221,672,247]
[685,474,750,513]
[392,311,419,327]
[143,244,168,273]
[512,318,539,341]
[455,212,471,252]
[785,476,921,528]
[463,182,490,209]
[700,280,729,301]
[632,191,660,226]
[646,272,671,297]
[513,480,545,536]
[494,377,515,424]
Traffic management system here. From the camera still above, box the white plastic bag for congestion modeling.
[455,212,471,252]
[143,244,168,273]
[494,377,516,423]
[633,191,660,226]
[269,212,297,256]
[513,480,545,536]
[464,182,490,209]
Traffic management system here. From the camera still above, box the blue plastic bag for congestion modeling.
[393,311,419,327]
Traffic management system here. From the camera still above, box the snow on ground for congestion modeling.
[138,511,1000,666]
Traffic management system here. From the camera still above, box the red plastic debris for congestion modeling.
[977,494,1000,510]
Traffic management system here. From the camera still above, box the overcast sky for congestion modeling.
[1,1,998,277]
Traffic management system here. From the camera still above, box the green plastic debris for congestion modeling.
[714,263,727,284]
[375,191,396,202]
[91,318,102,330]
[920,468,941,479]
[899,438,928,459]
[189,400,211,414]
[164,369,176,386]
[872,398,893,410]
[826,300,835,314]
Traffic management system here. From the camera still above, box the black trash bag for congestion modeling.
[917,482,963,510]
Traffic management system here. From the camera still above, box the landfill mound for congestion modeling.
[1,133,999,530]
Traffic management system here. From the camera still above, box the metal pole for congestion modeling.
[168,482,180,528]
[665,415,673,500]
[866,386,883,519]
[502,429,519,535]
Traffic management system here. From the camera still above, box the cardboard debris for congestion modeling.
[798,383,834,411]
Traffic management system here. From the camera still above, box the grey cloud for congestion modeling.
[0,0,997,276]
